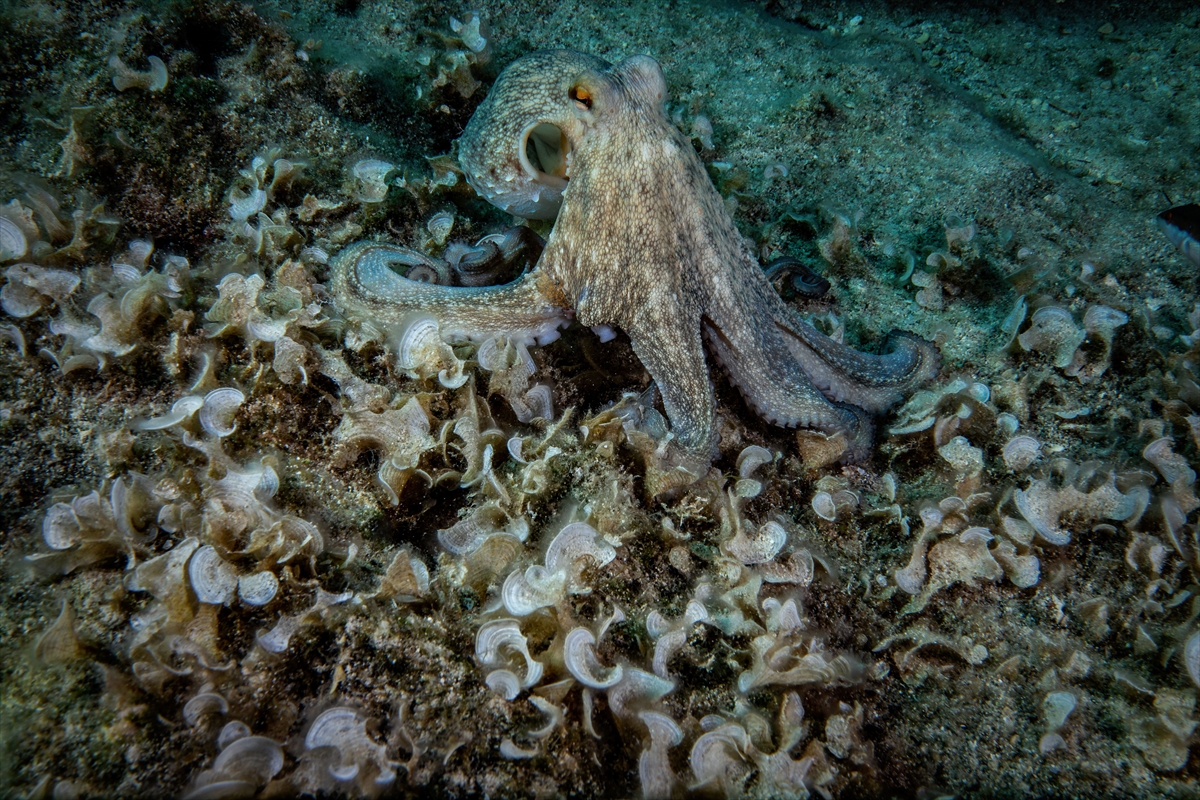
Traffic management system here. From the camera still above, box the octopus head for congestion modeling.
[458,50,668,220]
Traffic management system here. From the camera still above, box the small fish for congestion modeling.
[1157,203,1200,267]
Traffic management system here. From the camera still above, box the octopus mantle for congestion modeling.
[332,49,939,459]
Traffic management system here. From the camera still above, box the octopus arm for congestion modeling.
[330,241,568,343]
[702,312,864,439]
[774,311,940,413]
[624,308,717,456]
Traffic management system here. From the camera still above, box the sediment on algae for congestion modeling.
[2,0,1200,797]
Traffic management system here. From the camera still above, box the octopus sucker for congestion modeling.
[331,49,939,462]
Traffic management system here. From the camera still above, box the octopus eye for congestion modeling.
[569,85,592,111]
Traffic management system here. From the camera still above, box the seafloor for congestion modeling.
[1,0,1199,797]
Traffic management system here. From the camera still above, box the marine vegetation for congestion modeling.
[2,1,1200,798]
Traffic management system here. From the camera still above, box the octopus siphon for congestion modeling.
[331,49,939,461]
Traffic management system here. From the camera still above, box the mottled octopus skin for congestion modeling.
[332,50,939,457]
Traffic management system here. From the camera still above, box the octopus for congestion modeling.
[332,50,939,461]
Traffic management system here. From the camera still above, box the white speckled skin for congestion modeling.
[459,50,609,219]
[333,50,939,458]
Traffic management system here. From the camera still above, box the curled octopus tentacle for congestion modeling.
[701,294,873,458]
[774,309,941,414]
[738,271,939,415]
[330,241,569,344]
[763,256,830,300]
[695,263,935,459]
